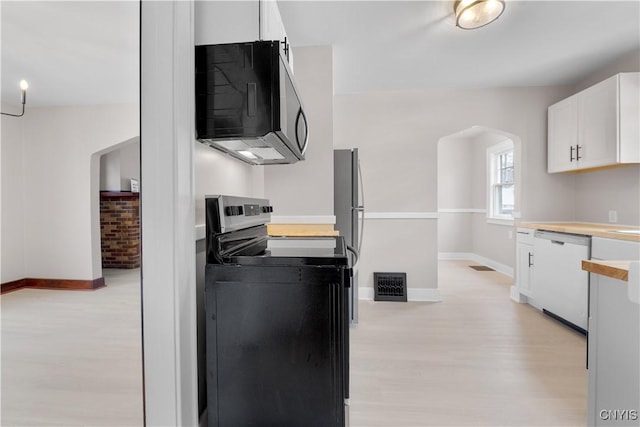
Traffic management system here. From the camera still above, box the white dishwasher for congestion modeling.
[534,230,591,333]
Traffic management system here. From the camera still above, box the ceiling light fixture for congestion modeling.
[454,0,505,30]
[1,79,29,118]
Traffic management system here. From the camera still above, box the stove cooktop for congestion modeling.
[224,236,349,266]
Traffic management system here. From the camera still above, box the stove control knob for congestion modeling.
[225,206,244,216]
[262,205,273,213]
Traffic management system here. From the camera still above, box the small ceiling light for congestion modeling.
[454,0,505,30]
[1,79,29,118]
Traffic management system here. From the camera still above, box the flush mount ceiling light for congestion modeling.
[1,79,29,118]
[454,0,505,30]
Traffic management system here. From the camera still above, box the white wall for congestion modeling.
[437,135,474,254]
[264,45,334,217]
[19,104,138,281]
[194,142,263,225]
[100,138,140,192]
[334,86,576,291]
[438,135,474,209]
[100,149,121,191]
[573,165,640,225]
[1,106,26,283]
[119,139,140,191]
[437,213,473,254]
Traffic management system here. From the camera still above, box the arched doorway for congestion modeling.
[91,136,140,279]
[436,125,522,278]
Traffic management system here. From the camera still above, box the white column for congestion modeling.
[141,1,197,425]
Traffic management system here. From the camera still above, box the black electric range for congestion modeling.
[203,195,350,427]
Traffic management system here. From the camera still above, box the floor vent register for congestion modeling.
[374,272,407,302]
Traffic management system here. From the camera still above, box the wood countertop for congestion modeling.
[518,222,640,242]
[267,223,339,237]
[582,260,631,281]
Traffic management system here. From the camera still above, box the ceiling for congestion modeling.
[1,1,638,106]
[280,0,640,93]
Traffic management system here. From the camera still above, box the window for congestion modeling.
[487,140,515,223]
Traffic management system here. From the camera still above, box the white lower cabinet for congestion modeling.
[588,273,639,426]
[516,228,535,298]
[588,237,640,426]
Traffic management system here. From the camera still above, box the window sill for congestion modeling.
[487,217,514,226]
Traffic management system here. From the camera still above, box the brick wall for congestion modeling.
[100,192,140,269]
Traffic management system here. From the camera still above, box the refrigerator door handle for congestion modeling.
[346,244,359,268]
[356,160,365,255]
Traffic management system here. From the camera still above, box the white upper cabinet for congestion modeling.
[194,0,293,68]
[577,76,618,169]
[547,72,639,173]
[548,96,578,173]
[260,0,286,42]
[260,0,294,70]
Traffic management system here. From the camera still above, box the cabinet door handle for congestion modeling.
[570,145,575,162]
[576,144,582,161]
[528,252,533,267]
[551,240,565,245]
[282,36,290,61]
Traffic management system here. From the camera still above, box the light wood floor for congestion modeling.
[1,269,144,426]
[350,260,587,426]
[1,261,586,426]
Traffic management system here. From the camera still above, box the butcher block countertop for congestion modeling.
[582,260,631,281]
[518,222,640,242]
[267,223,339,237]
[195,223,339,240]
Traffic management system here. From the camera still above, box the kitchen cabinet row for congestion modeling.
[514,225,639,331]
[548,72,639,173]
[515,227,590,331]
[516,228,640,426]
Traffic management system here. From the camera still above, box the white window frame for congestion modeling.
[487,140,515,226]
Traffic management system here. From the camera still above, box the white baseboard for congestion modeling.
[359,287,441,302]
[359,287,373,300]
[438,252,475,260]
[408,288,442,302]
[438,252,514,278]
[510,285,528,303]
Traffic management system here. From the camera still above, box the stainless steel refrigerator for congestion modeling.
[334,148,364,324]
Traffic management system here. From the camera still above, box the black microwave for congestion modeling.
[195,41,309,165]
